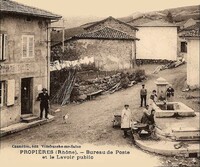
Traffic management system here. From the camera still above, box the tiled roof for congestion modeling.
[175,20,188,26]
[127,17,153,26]
[0,0,61,19]
[182,23,200,31]
[74,26,139,41]
[137,20,178,27]
[83,16,138,31]
[180,24,200,37]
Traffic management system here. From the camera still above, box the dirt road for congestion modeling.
[1,64,199,166]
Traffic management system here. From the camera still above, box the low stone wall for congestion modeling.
[136,59,173,65]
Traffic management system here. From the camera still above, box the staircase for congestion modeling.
[21,114,40,123]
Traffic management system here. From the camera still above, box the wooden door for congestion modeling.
[21,78,33,114]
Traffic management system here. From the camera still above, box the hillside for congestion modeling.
[137,5,200,22]
[51,5,200,45]
[51,16,103,29]
[51,26,85,46]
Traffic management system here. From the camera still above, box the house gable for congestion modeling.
[74,26,139,41]
[83,16,138,36]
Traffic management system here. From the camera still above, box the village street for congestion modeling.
[1,64,199,166]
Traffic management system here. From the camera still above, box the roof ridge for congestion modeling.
[102,26,135,37]
[137,19,178,27]
[76,26,135,38]
[0,0,61,19]
[74,25,139,41]
[6,0,57,15]
[83,16,138,31]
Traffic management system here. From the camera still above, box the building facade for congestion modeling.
[0,0,61,128]
[136,20,178,61]
[180,24,200,88]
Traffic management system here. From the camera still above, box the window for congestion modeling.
[0,81,6,107]
[181,41,187,53]
[22,35,34,58]
[0,34,7,61]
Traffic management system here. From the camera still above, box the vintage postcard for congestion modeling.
[0,0,199,166]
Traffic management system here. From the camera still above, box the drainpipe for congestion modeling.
[62,19,65,54]
[132,41,136,68]
[46,19,64,93]
[46,22,50,93]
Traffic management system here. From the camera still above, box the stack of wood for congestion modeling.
[71,70,146,102]
[51,69,76,106]
[153,58,185,74]
[50,69,146,104]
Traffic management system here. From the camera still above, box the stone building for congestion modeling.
[51,16,139,71]
[135,20,178,62]
[73,26,139,71]
[0,0,61,128]
[178,21,199,61]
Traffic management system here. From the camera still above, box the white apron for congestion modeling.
[121,108,131,129]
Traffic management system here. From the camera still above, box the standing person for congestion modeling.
[166,84,175,102]
[158,90,166,101]
[140,84,147,107]
[37,88,50,119]
[148,90,157,110]
[121,104,132,138]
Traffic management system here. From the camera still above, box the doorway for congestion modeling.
[21,78,33,114]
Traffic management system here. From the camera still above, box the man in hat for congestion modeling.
[166,84,174,102]
[37,88,50,119]
[140,84,147,107]
[121,104,132,138]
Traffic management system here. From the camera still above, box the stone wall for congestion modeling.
[0,14,50,128]
[62,39,135,71]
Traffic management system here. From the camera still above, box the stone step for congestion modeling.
[21,116,40,123]
[21,114,33,119]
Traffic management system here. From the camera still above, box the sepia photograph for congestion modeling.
[0,0,200,166]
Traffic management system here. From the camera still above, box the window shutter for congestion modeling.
[0,34,2,60]
[0,82,3,106]
[4,34,7,60]
[29,36,34,57]
[22,36,28,57]
[7,79,15,106]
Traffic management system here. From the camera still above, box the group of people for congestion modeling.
[140,84,175,107]
[37,83,174,138]
[121,104,156,138]
[121,84,175,138]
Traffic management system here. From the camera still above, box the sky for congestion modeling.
[14,0,200,18]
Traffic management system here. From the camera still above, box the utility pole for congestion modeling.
[46,20,65,91]
[62,19,65,53]
[61,18,65,64]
